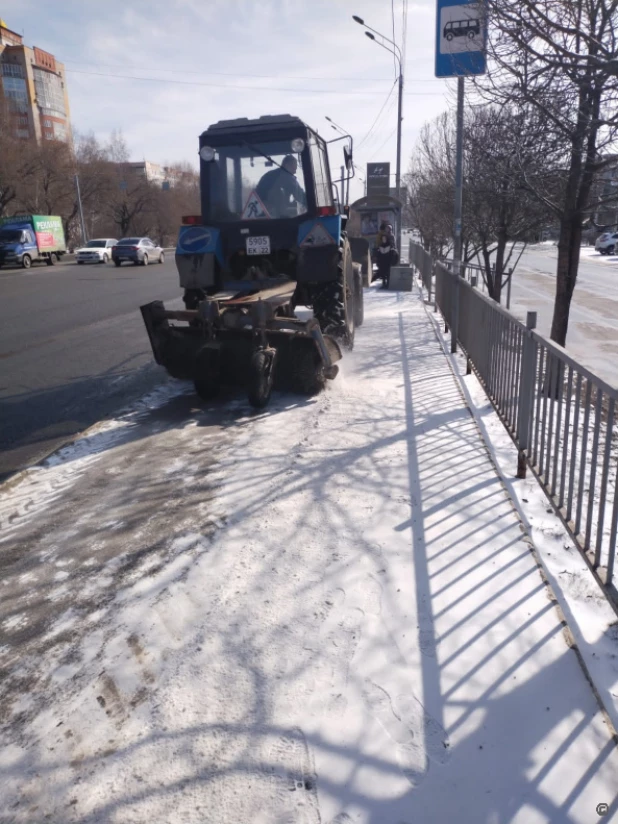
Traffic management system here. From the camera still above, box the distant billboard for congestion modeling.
[366,162,390,199]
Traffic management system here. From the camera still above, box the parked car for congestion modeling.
[112,237,164,267]
[595,232,618,255]
[75,238,118,265]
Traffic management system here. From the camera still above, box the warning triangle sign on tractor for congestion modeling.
[241,190,271,220]
[300,222,335,247]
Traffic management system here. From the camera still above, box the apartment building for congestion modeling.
[0,19,72,143]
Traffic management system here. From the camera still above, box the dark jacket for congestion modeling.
[256,168,306,217]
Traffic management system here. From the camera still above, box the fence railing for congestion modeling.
[410,241,618,602]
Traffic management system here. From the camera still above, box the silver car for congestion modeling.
[112,237,165,266]
[76,238,118,264]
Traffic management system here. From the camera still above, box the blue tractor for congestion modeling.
[141,114,363,408]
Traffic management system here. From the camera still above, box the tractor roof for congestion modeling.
[201,114,308,139]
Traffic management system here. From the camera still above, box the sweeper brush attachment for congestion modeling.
[141,279,342,409]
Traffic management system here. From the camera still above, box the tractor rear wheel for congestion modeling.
[312,239,355,349]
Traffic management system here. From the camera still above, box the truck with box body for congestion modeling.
[0,215,67,269]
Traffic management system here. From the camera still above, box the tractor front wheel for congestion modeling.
[248,348,277,409]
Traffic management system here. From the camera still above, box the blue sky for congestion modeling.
[3,0,455,200]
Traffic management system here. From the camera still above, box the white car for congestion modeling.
[76,238,118,264]
[595,231,618,255]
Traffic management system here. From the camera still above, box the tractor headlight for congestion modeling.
[199,146,216,162]
[291,138,305,153]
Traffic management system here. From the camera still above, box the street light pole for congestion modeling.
[354,16,404,252]
[396,70,403,209]
[74,174,87,245]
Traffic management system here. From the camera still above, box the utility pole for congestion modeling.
[74,174,87,245]
[453,77,464,279]
[353,15,404,252]
[395,69,404,250]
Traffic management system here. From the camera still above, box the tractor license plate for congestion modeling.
[246,236,270,256]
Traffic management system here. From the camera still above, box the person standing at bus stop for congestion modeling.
[375,223,397,289]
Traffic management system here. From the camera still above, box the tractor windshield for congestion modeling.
[203,140,308,222]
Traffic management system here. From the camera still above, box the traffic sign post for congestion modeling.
[435,0,487,347]
[435,0,487,78]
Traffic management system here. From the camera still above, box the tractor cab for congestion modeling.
[177,115,351,305]
[143,114,361,410]
[200,114,336,224]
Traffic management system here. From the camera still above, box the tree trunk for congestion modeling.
[492,231,507,304]
[550,214,582,346]
[481,244,495,297]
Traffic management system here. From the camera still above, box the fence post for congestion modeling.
[451,269,459,354]
[433,262,438,313]
[516,311,537,479]
[466,276,478,375]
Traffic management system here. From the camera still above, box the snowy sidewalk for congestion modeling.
[1,286,617,823]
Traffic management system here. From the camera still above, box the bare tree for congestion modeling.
[405,113,456,259]
[406,104,552,301]
[464,104,553,301]
[0,124,201,246]
[479,0,618,344]
[0,104,39,217]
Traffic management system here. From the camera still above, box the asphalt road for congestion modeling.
[497,244,618,386]
[0,255,182,482]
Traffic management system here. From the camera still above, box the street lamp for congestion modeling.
[325,115,347,137]
[353,14,404,249]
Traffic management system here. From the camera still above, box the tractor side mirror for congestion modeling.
[343,146,352,172]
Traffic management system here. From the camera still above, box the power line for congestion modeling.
[402,0,409,70]
[361,94,399,153]
[356,78,398,149]
[65,68,443,97]
[370,128,397,160]
[391,0,398,77]
[62,58,435,82]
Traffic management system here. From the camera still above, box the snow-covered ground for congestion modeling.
[1,287,618,823]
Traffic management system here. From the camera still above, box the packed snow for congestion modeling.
[1,286,617,823]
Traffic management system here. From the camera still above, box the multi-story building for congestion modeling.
[0,19,71,143]
[124,161,183,189]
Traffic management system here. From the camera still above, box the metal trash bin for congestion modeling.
[388,266,413,291]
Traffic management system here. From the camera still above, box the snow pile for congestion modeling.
[1,287,617,823]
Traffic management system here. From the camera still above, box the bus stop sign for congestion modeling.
[435,0,487,77]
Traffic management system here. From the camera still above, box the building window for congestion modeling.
[43,119,52,127]
[2,62,24,78]
[33,68,66,118]
[16,128,30,138]
[2,76,28,112]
